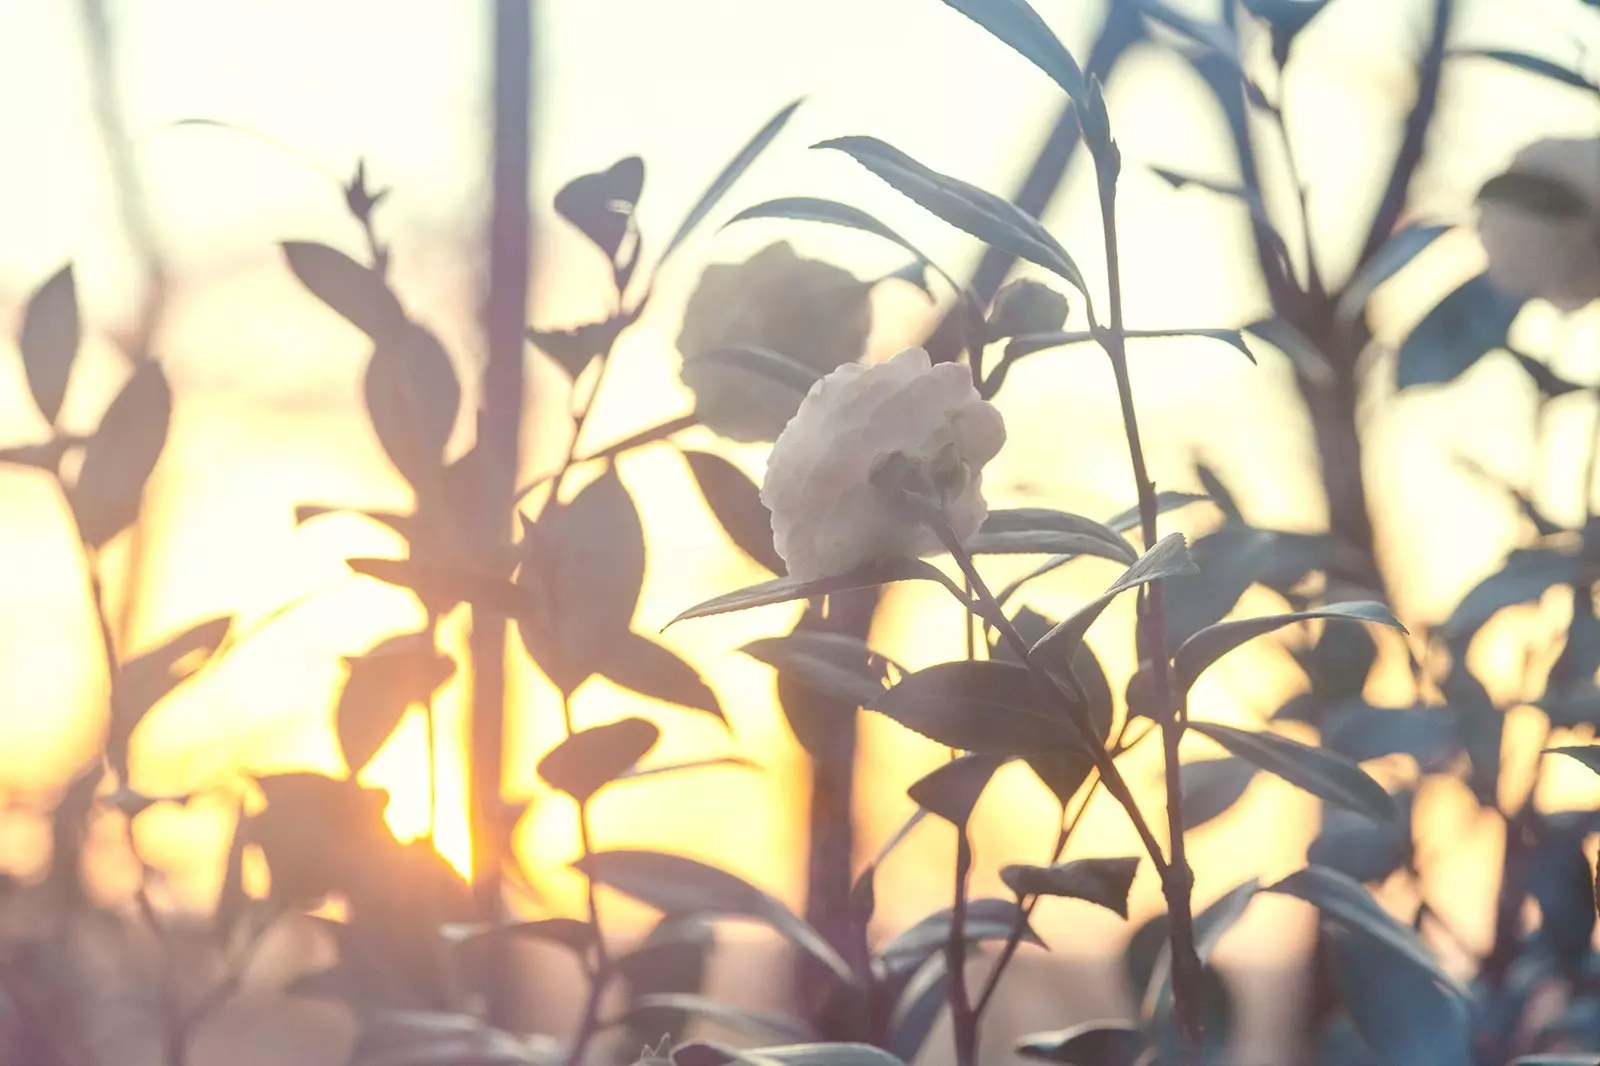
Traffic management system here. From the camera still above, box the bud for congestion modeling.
[985,279,1069,342]
[1077,76,1114,161]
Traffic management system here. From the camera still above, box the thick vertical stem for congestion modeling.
[472,0,533,1030]
[1092,153,1205,1063]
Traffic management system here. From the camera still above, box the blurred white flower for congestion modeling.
[1476,136,1600,312]
[677,241,872,442]
[761,347,1006,581]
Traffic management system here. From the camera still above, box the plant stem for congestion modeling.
[562,690,609,1066]
[946,833,978,1066]
[1090,141,1205,1064]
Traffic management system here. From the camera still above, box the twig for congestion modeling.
[563,688,610,1066]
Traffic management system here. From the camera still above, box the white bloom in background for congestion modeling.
[761,347,1006,581]
[677,241,872,442]
[1476,136,1600,312]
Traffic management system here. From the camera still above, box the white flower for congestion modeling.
[1476,136,1600,312]
[761,347,1006,581]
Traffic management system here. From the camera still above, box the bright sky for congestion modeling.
[0,1,1598,1049]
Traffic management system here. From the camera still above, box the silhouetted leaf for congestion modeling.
[690,345,823,398]
[626,996,818,1044]
[1547,745,1600,776]
[660,99,804,265]
[1335,223,1451,323]
[110,615,232,774]
[282,242,404,339]
[538,717,660,802]
[1032,533,1199,664]
[1267,865,1468,997]
[1001,857,1140,918]
[877,897,1042,974]
[1143,878,1258,1015]
[1157,526,1276,647]
[574,850,856,985]
[1328,926,1472,1066]
[1189,721,1396,823]
[555,156,644,263]
[724,197,959,293]
[600,633,725,724]
[1529,823,1597,978]
[968,509,1137,562]
[364,322,461,486]
[870,660,1073,754]
[1015,1022,1144,1065]
[248,773,393,908]
[935,0,1087,101]
[618,916,716,1045]
[1397,274,1524,389]
[335,634,454,775]
[1321,703,1460,770]
[907,754,1009,827]
[1000,496,1210,603]
[742,631,892,708]
[1308,795,1412,884]
[18,263,79,425]
[72,360,171,547]
[668,557,965,626]
[816,136,1088,298]
[889,954,951,1064]
[616,755,760,783]
[1174,602,1406,692]
[348,557,529,618]
[1440,548,1582,640]
[1454,48,1599,92]
[1180,756,1258,830]
[682,449,784,574]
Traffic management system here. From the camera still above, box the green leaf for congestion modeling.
[538,717,661,802]
[1546,745,1600,777]
[1188,721,1396,824]
[336,633,456,775]
[1453,48,1600,93]
[1015,1023,1143,1065]
[1335,223,1451,323]
[72,360,172,548]
[967,509,1137,563]
[625,996,818,1044]
[1265,865,1469,998]
[1000,856,1140,918]
[877,897,1042,974]
[868,661,1070,755]
[682,449,785,574]
[815,135,1088,299]
[659,98,804,266]
[907,753,1010,828]
[723,196,960,293]
[668,557,967,627]
[1179,757,1258,830]
[110,615,232,776]
[575,850,857,986]
[1030,533,1198,665]
[936,0,1087,101]
[281,242,405,339]
[1174,601,1406,692]
[18,263,79,425]
[1397,274,1525,389]
[363,321,461,487]
[599,633,726,724]
[741,631,892,708]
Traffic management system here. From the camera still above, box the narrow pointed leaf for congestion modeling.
[668,557,966,626]
[890,954,952,1063]
[600,633,726,724]
[1454,48,1599,93]
[1188,721,1396,823]
[878,897,1042,974]
[1031,534,1197,664]
[682,449,785,574]
[869,660,1068,754]
[538,717,661,802]
[723,197,960,293]
[1336,223,1451,323]
[968,509,1137,562]
[741,631,892,708]
[72,360,172,547]
[110,615,232,776]
[1015,1022,1143,1065]
[1000,856,1140,917]
[1179,756,1258,830]
[937,0,1087,101]
[281,242,404,339]
[1174,601,1406,692]
[18,264,79,425]
[1546,745,1600,777]
[907,753,1009,827]
[1143,878,1258,1014]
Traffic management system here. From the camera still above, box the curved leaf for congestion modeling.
[110,615,232,775]
[723,197,961,293]
[889,954,951,1064]
[337,636,456,774]
[1031,533,1198,664]
[18,263,79,425]
[742,631,892,708]
[690,345,822,398]
[574,850,857,986]
[1000,856,1140,918]
[868,660,1069,755]
[600,633,726,723]
[936,0,1087,101]
[968,509,1137,563]
[1546,744,1600,777]
[682,449,785,574]
[1174,601,1406,692]
[1328,926,1471,1066]
[815,136,1088,298]
[72,360,172,548]
[1336,223,1451,323]
[907,753,1010,828]
[554,156,644,263]
[538,717,660,802]
[1397,273,1524,389]
[1453,48,1599,93]
[668,557,967,627]
[1442,548,1582,641]
[363,322,461,485]
[347,557,530,617]
[1188,721,1396,823]
[625,996,817,1044]
[1143,878,1258,1016]
[1179,756,1258,830]
[1015,1022,1143,1065]
[877,897,1042,974]
[282,242,404,339]
[674,1043,905,1066]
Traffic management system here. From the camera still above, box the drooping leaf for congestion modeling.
[72,360,172,548]
[935,0,1087,101]
[1397,274,1525,389]
[1440,548,1582,641]
[625,995,818,1044]
[1180,756,1259,830]
[600,633,726,724]
[336,635,456,775]
[1336,223,1452,323]
[967,509,1137,563]
[1188,721,1396,823]
[281,242,405,339]
[364,322,461,487]
[537,717,660,802]
[1266,865,1469,997]
[659,99,804,266]
[1242,316,1334,386]
[1031,533,1198,664]
[109,615,232,774]
[18,263,79,425]
[1327,927,1472,1066]
[1000,856,1140,918]
[741,631,892,708]
[877,897,1042,975]
[668,557,966,626]
[682,448,785,573]
[554,156,644,263]
[869,660,1072,755]
[723,197,959,293]
[1320,703,1460,770]
[907,754,1010,828]
[1014,1022,1144,1065]
[815,136,1088,298]
[1454,48,1600,93]
[573,850,856,985]
[1174,601,1406,692]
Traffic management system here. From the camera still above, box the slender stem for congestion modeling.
[946,833,978,1066]
[563,690,609,1066]
[1090,141,1204,1064]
